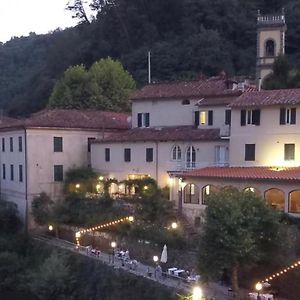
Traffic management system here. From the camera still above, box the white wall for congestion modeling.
[0,130,26,221]
[91,140,229,187]
[230,106,300,166]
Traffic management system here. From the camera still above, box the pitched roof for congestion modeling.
[175,166,300,182]
[196,95,239,107]
[230,89,300,108]
[93,126,221,143]
[0,109,131,131]
[132,76,240,101]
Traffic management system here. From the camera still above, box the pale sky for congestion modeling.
[0,0,78,43]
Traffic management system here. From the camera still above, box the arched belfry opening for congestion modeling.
[256,9,287,84]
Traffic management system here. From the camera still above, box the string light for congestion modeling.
[262,259,300,283]
[75,216,134,246]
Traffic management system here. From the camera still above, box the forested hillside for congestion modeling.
[1,0,300,116]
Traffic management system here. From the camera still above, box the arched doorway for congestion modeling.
[202,184,219,205]
[184,183,199,204]
[289,190,300,213]
[264,188,285,211]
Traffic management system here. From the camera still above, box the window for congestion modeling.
[284,144,295,161]
[19,165,23,182]
[172,145,181,160]
[241,109,260,126]
[245,144,255,161]
[2,164,5,180]
[215,146,228,165]
[137,113,150,127]
[265,39,275,56]
[10,137,13,152]
[87,137,96,152]
[54,165,63,182]
[280,108,296,125]
[186,146,196,168]
[105,148,110,162]
[202,184,219,205]
[195,111,213,126]
[124,148,131,162]
[184,184,199,204]
[10,164,14,181]
[2,138,5,152]
[182,99,190,105]
[146,148,153,162]
[18,136,22,152]
[53,137,63,152]
[225,109,231,125]
[200,111,206,125]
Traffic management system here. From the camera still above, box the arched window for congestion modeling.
[289,190,300,213]
[171,145,182,161]
[265,39,275,57]
[186,146,196,168]
[264,188,285,211]
[184,183,199,204]
[202,184,219,205]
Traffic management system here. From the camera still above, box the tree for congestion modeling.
[28,251,75,300]
[0,200,22,234]
[198,187,282,296]
[49,57,135,111]
[31,193,53,226]
[263,55,300,89]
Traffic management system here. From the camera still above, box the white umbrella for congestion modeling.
[160,244,167,263]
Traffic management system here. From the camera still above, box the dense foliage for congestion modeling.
[49,57,135,111]
[198,187,284,294]
[1,0,300,116]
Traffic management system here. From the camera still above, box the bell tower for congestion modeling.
[256,9,287,84]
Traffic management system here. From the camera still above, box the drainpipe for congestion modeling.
[24,127,28,235]
[155,141,158,182]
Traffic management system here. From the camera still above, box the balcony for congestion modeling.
[220,124,231,137]
[168,161,229,172]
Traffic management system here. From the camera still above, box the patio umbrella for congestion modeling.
[160,244,168,263]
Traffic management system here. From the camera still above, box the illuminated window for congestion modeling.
[289,190,300,213]
[200,111,206,125]
[184,184,199,204]
[202,185,219,205]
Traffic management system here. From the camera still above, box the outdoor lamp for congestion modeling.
[48,225,53,231]
[192,286,202,300]
[111,241,117,248]
[75,232,81,238]
[171,222,178,229]
[255,282,263,299]
[75,183,80,188]
[153,255,159,263]
[128,216,134,222]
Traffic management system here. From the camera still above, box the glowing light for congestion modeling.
[111,241,117,248]
[75,184,80,189]
[153,255,159,263]
[75,232,81,238]
[129,216,134,222]
[48,225,53,231]
[171,222,178,229]
[255,282,262,291]
[192,286,203,300]
[99,176,104,181]
[143,185,148,190]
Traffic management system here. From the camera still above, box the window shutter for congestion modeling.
[252,109,260,125]
[124,148,131,162]
[225,109,231,125]
[291,108,296,124]
[146,148,153,162]
[208,110,213,126]
[280,108,286,125]
[137,113,142,127]
[145,113,150,127]
[194,111,200,127]
[240,110,246,126]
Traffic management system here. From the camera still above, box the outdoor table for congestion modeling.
[167,267,177,275]
[174,269,185,277]
[248,292,273,300]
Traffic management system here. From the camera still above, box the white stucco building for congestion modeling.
[0,109,130,226]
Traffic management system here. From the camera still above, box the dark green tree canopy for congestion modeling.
[198,187,282,293]
[49,57,135,111]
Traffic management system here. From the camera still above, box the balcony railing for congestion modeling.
[169,161,229,172]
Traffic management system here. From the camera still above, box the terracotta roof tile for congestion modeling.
[230,89,300,107]
[0,109,131,130]
[93,126,221,143]
[132,77,240,101]
[176,166,300,182]
[196,95,239,107]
